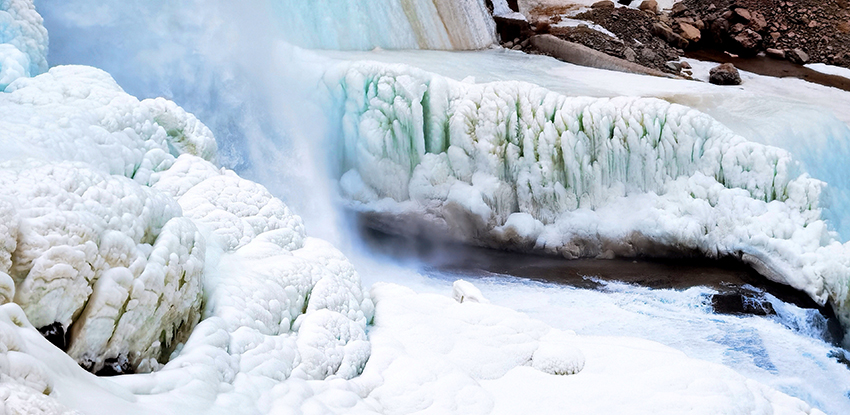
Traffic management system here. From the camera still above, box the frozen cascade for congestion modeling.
[268,0,497,50]
[0,0,847,413]
[328,61,850,345]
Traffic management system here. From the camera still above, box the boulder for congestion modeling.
[788,48,810,64]
[623,47,637,62]
[591,0,615,9]
[639,0,658,13]
[494,14,532,42]
[733,29,762,51]
[733,8,752,23]
[651,23,689,49]
[679,22,701,43]
[709,63,742,85]
[750,11,768,31]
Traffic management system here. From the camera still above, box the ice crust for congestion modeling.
[0,0,47,89]
[328,61,850,343]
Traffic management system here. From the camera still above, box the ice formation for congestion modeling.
[0,0,47,89]
[271,0,497,50]
[328,61,850,344]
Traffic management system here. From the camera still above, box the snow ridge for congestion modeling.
[328,61,850,345]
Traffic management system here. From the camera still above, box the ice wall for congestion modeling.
[270,0,497,50]
[327,61,850,345]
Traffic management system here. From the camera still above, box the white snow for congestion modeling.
[805,62,850,81]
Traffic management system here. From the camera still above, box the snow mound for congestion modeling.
[327,61,850,345]
[0,0,47,89]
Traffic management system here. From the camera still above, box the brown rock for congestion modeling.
[731,23,746,33]
[671,2,688,16]
[788,48,809,64]
[733,29,762,50]
[709,63,742,85]
[651,22,689,49]
[750,12,767,31]
[721,10,733,20]
[734,8,752,23]
[591,0,615,9]
[766,48,785,59]
[679,23,702,43]
[680,61,692,69]
[709,18,730,44]
[770,32,780,41]
[638,0,658,13]
[623,47,637,62]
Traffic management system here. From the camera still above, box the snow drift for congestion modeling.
[327,61,850,344]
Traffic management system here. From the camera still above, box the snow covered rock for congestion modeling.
[0,0,47,89]
[327,61,850,345]
[452,279,490,303]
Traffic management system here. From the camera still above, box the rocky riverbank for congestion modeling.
[487,0,850,79]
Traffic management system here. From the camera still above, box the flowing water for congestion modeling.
[34,0,850,412]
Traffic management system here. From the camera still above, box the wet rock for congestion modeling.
[95,356,135,377]
[679,60,691,69]
[766,48,786,59]
[709,62,742,85]
[639,0,658,13]
[788,48,810,64]
[38,322,67,351]
[494,15,532,42]
[711,292,775,315]
[679,22,701,43]
[709,18,729,44]
[592,0,615,9]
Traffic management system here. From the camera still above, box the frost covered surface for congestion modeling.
[0,0,47,89]
[1,280,828,415]
[327,61,850,344]
[270,0,497,50]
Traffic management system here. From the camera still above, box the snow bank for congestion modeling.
[327,61,850,345]
[0,0,47,89]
